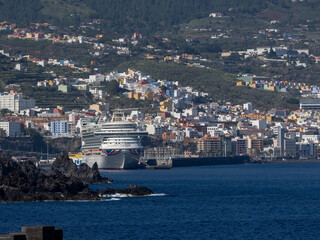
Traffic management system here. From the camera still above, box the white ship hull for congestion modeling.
[83,150,140,170]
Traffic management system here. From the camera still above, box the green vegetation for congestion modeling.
[101,80,121,96]
[104,95,156,114]
[27,86,93,109]
[24,128,46,152]
[118,60,299,110]
[0,0,297,34]
[0,0,43,25]
[0,55,93,109]
[0,38,92,66]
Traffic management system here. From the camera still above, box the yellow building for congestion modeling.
[160,99,172,112]
[116,78,124,84]
[287,114,301,122]
[90,104,106,113]
[144,92,153,101]
[231,105,240,112]
[164,56,173,61]
[237,81,244,86]
[266,114,272,122]
[134,93,141,100]
[128,68,135,75]
[146,54,156,60]
[221,52,231,57]
[242,113,267,120]
[25,32,33,39]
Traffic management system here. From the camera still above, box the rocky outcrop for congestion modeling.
[51,153,112,184]
[0,155,154,202]
[0,156,100,202]
[100,184,154,197]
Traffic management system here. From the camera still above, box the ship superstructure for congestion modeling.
[81,111,147,169]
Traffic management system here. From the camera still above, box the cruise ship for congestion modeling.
[81,112,148,170]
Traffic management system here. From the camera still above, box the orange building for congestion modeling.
[162,132,176,141]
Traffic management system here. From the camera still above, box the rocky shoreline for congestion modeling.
[0,154,153,202]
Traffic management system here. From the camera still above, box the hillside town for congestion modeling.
[1,11,320,162]
[1,65,320,161]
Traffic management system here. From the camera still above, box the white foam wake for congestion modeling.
[103,193,131,198]
[102,193,167,198]
[149,193,167,197]
[104,198,121,201]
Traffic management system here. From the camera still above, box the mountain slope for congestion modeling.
[0,0,297,33]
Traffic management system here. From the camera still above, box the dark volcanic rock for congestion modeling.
[0,156,100,202]
[100,184,154,197]
[0,156,19,177]
[0,155,154,202]
[51,153,112,184]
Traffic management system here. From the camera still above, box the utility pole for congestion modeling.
[47,138,49,160]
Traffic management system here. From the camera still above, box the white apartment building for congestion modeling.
[146,124,166,137]
[86,74,105,83]
[89,88,106,100]
[0,92,35,113]
[251,119,267,130]
[301,134,320,143]
[0,121,21,137]
[243,102,253,113]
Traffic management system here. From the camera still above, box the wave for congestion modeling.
[105,198,121,201]
[102,193,167,198]
[149,193,167,197]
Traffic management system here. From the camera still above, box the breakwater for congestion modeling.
[172,156,251,167]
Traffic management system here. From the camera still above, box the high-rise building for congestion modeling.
[50,120,68,137]
[197,136,221,157]
[0,92,35,113]
[232,138,248,156]
[0,120,21,137]
[249,138,264,152]
[284,138,296,157]
[277,127,285,156]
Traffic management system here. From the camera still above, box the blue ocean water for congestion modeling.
[1,163,320,239]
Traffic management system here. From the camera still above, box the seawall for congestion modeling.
[172,156,251,167]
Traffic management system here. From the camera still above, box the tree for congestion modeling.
[24,128,46,152]
[0,108,13,116]
[160,85,168,93]
[104,80,121,96]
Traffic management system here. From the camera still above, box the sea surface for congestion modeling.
[1,163,320,239]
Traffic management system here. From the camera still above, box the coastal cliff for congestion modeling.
[0,154,153,202]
